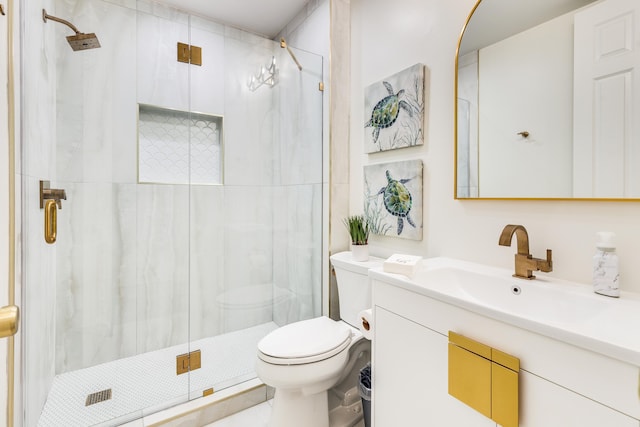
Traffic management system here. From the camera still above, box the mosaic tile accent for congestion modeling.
[138,104,223,185]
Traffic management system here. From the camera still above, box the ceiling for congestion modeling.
[159,0,310,38]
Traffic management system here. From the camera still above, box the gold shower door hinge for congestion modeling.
[177,42,202,66]
[176,349,201,375]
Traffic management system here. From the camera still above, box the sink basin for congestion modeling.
[369,257,640,365]
[413,266,608,324]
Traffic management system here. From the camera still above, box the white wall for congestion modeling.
[351,0,640,294]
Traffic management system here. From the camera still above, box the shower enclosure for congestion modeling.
[21,0,323,425]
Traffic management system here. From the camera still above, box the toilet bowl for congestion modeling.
[255,252,383,427]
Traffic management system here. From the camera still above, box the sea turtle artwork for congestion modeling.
[365,81,414,145]
[377,170,415,235]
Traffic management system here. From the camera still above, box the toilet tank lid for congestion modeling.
[330,251,384,274]
[258,317,351,359]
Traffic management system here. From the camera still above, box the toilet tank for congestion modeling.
[330,251,384,328]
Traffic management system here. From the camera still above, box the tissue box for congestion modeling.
[383,254,422,278]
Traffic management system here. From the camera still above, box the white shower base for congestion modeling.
[38,322,279,427]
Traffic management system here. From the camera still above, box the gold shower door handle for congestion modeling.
[44,199,57,244]
[0,306,19,338]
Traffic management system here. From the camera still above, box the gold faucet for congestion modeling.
[498,224,552,279]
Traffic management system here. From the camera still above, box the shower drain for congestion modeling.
[85,389,112,406]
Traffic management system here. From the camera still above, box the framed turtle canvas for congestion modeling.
[364,63,425,153]
[363,159,423,241]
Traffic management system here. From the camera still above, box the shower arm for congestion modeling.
[42,9,81,34]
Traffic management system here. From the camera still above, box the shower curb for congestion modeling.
[119,379,269,427]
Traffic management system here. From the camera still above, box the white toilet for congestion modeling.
[256,251,383,427]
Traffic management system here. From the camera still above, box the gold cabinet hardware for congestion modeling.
[203,388,214,397]
[319,82,325,92]
[0,4,5,16]
[448,332,519,427]
[44,199,57,244]
[517,131,530,138]
[448,332,492,418]
[492,360,519,427]
[176,349,201,375]
[177,42,202,66]
[0,305,19,338]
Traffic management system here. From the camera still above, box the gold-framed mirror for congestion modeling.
[455,0,640,200]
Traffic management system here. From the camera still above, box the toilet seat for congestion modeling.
[257,317,352,365]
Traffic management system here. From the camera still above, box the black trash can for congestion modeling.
[359,363,372,427]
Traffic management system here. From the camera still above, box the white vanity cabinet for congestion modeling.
[374,306,496,426]
[519,370,637,426]
[371,278,640,427]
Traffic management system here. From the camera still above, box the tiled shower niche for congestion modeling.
[138,104,223,185]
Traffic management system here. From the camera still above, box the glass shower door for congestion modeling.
[134,0,193,415]
[186,31,324,398]
[23,1,193,425]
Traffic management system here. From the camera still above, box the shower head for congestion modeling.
[66,33,101,51]
[42,9,101,51]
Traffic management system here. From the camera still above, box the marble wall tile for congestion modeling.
[136,10,190,111]
[190,15,225,35]
[22,0,57,179]
[136,184,190,353]
[221,185,274,333]
[55,182,137,372]
[274,47,323,186]
[189,27,225,116]
[272,184,322,326]
[55,0,137,184]
[23,177,57,427]
[223,38,276,186]
[223,26,273,50]
[136,0,189,24]
[277,0,330,317]
[21,0,58,425]
[189,185,225,341]
[103,0,136,9]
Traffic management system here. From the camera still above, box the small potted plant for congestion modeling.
[344,215,370,261]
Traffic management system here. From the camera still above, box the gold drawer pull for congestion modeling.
[448,331,519,427]
[44,199,57,244]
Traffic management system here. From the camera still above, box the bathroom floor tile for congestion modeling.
[38,323,278,426]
